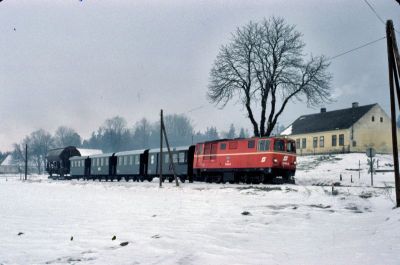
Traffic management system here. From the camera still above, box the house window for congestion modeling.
[352,141,357,147]
[220,143,226,150]
[248,140,255,149]
[302,138,306,149]
[380,117,383,122]
[339,134,344,146]
[332,135,337,147]
[313,137,318,148]
[372,116,375,122]
[319,136,324,148]
[296,139,300,149]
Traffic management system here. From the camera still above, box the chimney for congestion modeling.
[320,107,326,113]
[352,102,359,108]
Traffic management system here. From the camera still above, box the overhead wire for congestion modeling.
[362,0,400,34]
[329,36,386,60]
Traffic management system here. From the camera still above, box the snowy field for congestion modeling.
[1,153,399,265]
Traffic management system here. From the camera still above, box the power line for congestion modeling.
[362,0,400,33]
[363,0,385,24]
[329,36,386,60]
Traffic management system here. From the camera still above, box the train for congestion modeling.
[46,137,297,184]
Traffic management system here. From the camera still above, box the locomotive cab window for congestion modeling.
[248,140,255,149]
[287,141,296,153]
[274,140,285,151]
[220,143,226,150]
[258,139,270,151]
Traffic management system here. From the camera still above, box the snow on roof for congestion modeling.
[280,125,292,136]
[77,148,103,156]
[0,154,13,166]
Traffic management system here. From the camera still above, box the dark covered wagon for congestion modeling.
[46,146,80,179]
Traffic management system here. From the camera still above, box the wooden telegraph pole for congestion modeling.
[159,109,179,187]
[159,110,163,187]
[386,20,400,207]
[24,144,28,181]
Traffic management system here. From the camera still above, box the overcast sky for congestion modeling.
[0,0,399,151]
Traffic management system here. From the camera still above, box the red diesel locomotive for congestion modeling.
[193,137,296,184]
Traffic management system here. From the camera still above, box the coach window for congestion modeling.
[173,153,178,163]
[248,140,255,149]
[129,156,133,165]
[319,136,324,148]
[135,155,140,165]
[313,137,318,148]
[179,152,185,163]
[105,158,109,166]
[339,134,344,146]
[118,157,121,166]
[150,155,155,165]
[274,139,285,151]
[124,156,128,166]
[164,153,169,164]
[220,143,226,150]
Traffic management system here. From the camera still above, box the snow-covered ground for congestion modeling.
[0,153,399,265]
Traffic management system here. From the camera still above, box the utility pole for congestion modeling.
[24,144,28,181]
[159,109,179,187]
[162,121,179,187]
[386,20,400,207]
[159,110,163,188]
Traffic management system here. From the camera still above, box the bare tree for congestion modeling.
[54,126,81,147]
[208,17,331,137]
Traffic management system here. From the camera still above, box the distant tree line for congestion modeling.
[7,114,253,174]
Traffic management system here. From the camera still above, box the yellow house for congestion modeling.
[280,102,397,155]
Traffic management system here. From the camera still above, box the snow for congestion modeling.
[77,149,103,157]
[0,154,13,166]
[280,125,292,135]
[0,153,399,264]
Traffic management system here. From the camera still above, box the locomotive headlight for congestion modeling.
[273,158,278,163]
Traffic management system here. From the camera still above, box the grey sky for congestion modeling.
[0,0,399,151]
